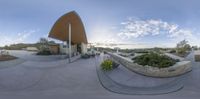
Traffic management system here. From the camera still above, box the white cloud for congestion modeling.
[0,30,37,46]
[118,18,193,39]
[168,29,192,38]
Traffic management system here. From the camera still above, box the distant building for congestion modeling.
[48,11,88,55]
[26,47,38,51]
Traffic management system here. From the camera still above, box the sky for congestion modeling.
[0,0,200,48]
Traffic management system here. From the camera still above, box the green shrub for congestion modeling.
[81,54,90,59]
[132,52,176,68]
[36,50,52,55]
[101,59,113,71]
[177,48,186,54]
[130,53,135,56]
[169,49,176,53]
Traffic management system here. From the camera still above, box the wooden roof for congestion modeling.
[48,11,88,44]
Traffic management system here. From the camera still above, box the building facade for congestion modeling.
[59,42,87,55]
[48,11,88,55]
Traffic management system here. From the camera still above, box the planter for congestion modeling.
[107,52,192,77]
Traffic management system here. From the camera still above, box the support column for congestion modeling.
[68,23,71,63]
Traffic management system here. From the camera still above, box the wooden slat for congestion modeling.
[48,11,88,44]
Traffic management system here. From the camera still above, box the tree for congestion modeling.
[192,46,198,50]
[177,39,187,48]
[48,40,56,44]
[176,39,191,54]
[38,38,49,51]
[39,38,48,44]
[36,38,52,55]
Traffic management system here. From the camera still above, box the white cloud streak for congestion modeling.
[0,30,37,46]
[118,17,193,39]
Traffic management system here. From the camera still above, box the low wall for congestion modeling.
[107,52,192,77]
[194,51,200,62]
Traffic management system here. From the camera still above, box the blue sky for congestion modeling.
[0,0,200,48]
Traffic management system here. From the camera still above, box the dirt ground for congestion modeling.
[0,55,17,61]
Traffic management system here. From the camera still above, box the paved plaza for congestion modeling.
[0,50,199,99]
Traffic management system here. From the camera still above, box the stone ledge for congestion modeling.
[194,51,200,62]
[107,52,192,77]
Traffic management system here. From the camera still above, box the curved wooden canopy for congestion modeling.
[48,11,88,44]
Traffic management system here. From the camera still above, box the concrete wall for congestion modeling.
[59,43,87,54]
[108,52,192,77]
[49,45,59,54]
[81,43,87,54]
[194,51,200,62]
[59,44,77,54]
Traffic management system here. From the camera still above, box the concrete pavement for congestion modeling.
[0,50,199,99]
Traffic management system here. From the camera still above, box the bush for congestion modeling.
[101,59,119,71]
[130,53,135,56]
[101,59,113,71]
[132,52,176,68]
[96,52,101,55]
[112,60,120,69]
[169,49,176,53]
[175,59,180,62]
[90,53,95,57]
[36,50,52,55]
[134,50,149,53]
[81,54,90,59]
[177,48,186,54]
